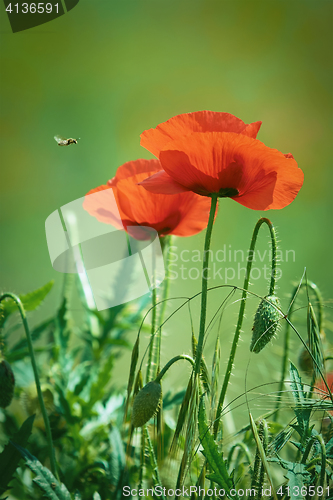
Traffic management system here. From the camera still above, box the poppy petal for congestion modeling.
[84,159,211,237]
[140,111,262,157]
[139,170,191,194]
[149,131,303,210]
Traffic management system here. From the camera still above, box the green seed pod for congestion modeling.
[250,295,281,353]
[131,380,162,428]
[298,342,314,376]
[0,359,15,408]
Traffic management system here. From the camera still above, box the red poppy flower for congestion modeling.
[139,111,304,210]
[314,372,333,415]
[83,159,211,238]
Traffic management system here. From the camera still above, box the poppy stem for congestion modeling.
[155,354,194,383]
[146,262,157,384]
[213,218,277,438]
[194,193,218,378]
[0,293,58,479]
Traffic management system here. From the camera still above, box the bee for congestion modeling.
[54,135,78,146]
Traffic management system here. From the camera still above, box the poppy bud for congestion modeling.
[250,295,281,353]
[131,380,162,428]
[298,342,314,376]
[0,359,15,408]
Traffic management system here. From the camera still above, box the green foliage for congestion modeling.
[12,444,71,500]
[198,396,237,499]
[0,416,35,497]
[289,363,312,443]
[270,458,311,500]
[0,282,54,328]
[0,271,332,499]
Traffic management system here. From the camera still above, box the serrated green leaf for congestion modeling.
[198,396,237,499]
[290,363,306,404]
[8,281,54,315]
[270,457,310,500]
[289,363,311,438]
[0,282,54,330]
[0,415,35,496]
[11,444,71,500]
[326,436,333,458]
[285,464,309,500]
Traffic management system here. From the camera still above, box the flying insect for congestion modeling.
[54,135,78,146]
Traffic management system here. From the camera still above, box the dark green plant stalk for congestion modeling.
[193,193,218,378]
[251,432,262,491]
[155,354,195,383]
[214,218,278,437]
[275,280,324,418]
[0,293,58,479]
[138,427,145,490]
[146,285,157,383]
[256,420,269,500]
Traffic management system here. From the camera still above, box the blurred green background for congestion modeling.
[1,1,332,416]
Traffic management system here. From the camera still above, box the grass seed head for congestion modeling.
[250,295,281,353]
[0,359,15,408]
[131,380,162,427]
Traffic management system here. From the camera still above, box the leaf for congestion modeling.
[326,436,333,459]
[289,363,311,438]
[20,280,54,310]
[6,318,54,362]
[109,426,125,488]
[0,415,35,496]
[11,444,72,500]
[270,457,311,500]
[198,396,237,499]
[0,282,54,332]
[3,281,54,318]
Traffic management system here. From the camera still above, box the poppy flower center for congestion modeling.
[218,187,239,198]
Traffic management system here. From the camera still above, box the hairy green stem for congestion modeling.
[0,293,58,478]
[257,420,268,500]
[146,285,157,383]
[193,194,218,377]
[158,235,172,326]
[155,354,194,383]
[214,218,278,437]
[146,236,172,383]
